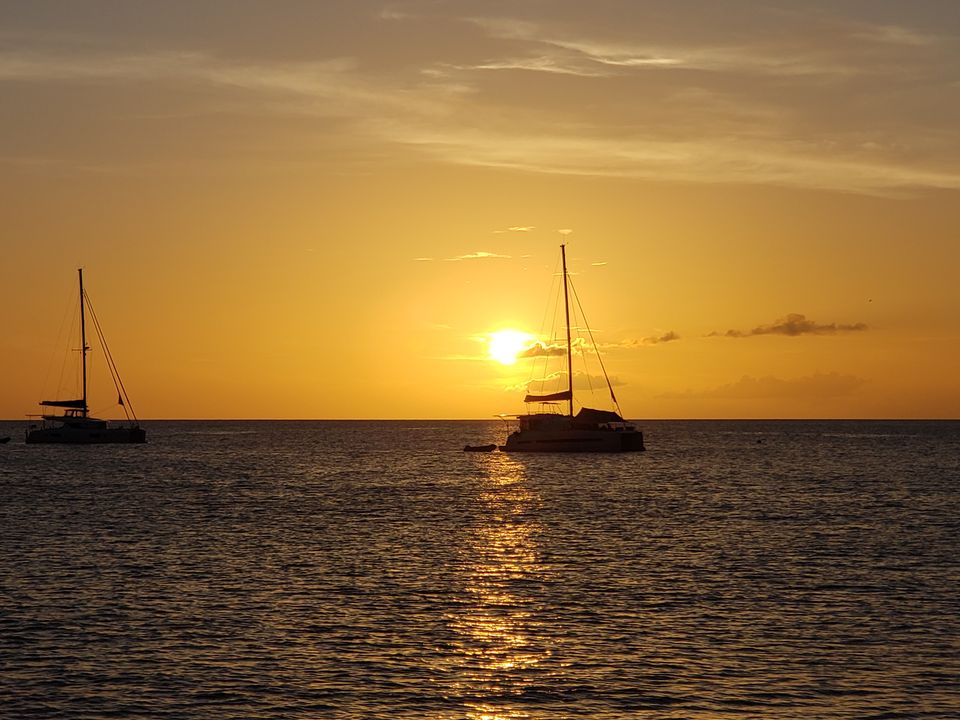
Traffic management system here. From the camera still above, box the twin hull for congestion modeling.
[501,428,645,453]
[26,424,146,444]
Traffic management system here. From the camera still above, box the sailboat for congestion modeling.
[26,269,146,444]
[500,244,645,453]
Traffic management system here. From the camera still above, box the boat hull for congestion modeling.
[26,426,146,444]
[500,428,645,453]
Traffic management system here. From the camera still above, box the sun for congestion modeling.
[488,329,535,365]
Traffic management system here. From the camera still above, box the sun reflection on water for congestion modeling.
[443,453,554,719]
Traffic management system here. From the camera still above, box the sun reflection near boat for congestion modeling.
[441,453,557,719]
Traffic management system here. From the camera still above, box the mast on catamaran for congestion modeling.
[79,268,88,418]
[561,243,574,418]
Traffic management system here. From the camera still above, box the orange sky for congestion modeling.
[1,2,958,419]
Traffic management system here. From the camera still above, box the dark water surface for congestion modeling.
[1,420,958,718]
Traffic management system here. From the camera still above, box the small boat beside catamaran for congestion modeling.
[26,269,145,444]
[499,244,645,453]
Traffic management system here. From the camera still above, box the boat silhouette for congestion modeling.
[26,269,146,444]
[500,244,644,453]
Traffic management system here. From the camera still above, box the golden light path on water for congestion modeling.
[444,453,553,719]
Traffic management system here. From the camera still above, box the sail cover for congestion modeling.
[40,399,86,409]
[524,390,572,403]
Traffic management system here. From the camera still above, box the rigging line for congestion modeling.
[543,266,566,392]
[84,291,133,421]
[60,297,82,404]
[44,284,79,402]
[569,276,624,417]
[531,253,563,396]
[86,296,133,422]
[84,295,116,412]
[567,277,596,400]
[83,290,138,422]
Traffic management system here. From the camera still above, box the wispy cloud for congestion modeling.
[518,341,566,359]
[445,251,511,261]
[709,313,868,338]
[853,24,937,47]
[383,123,960,194]
[3,9,959,196]
[519,337,594,358]
[493,225,535,233]
[660,371,865,400]
[637,331,681,345]
[465,17,859,79]
[596,331,680,349]
[507,369,625,393]
[0,48,468,125]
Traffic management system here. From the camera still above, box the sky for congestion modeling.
[1,0,958,419]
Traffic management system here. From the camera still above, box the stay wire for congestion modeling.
[568,276,623,417]
[83,291,137,422]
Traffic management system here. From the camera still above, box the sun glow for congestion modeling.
[488,330,535,365]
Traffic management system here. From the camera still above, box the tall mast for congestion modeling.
[78,268,88,417]
[561,244,573,417]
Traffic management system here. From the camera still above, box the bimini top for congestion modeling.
[574,407,625,424]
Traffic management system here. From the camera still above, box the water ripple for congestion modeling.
[1,419,958,718]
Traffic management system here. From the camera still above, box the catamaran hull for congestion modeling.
[500,429,645,453]
[26,427,146,444]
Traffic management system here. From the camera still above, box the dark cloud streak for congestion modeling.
[710,313,867,338]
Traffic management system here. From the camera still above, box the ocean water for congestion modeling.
[1,419,958,719]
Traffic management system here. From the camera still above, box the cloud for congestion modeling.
[639,331,680,345]
[493,225,535,233]
[507,370,625,393]
[709,313,867,338]
[461,55,611,78]
[518,337,592,358]
[854,24,936,47]
[465,17,859,79]
[384,123,960,194]
[603,331,680,348]
[660,372,865,400]
[445,250,511,261]
[505,371,562,392]
[572,371,625,390]
[3,10,960,196]
[518,341,566,359]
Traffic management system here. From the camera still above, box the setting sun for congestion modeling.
[488,330,535,366]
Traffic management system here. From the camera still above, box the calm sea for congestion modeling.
[1,420,958,719]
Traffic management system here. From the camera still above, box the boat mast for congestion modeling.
[78,268,88,417]
[561,244,573,417]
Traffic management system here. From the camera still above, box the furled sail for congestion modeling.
[523,390,572,403]
[40,399,87,409]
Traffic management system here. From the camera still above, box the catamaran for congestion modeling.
[26,269,146,444]
[500,245,644,453]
